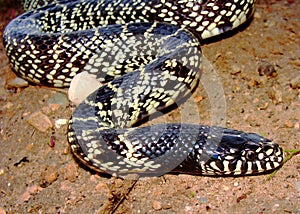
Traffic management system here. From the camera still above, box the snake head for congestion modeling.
[199,130,285,176]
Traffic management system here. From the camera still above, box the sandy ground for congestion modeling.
[0,0,299,213]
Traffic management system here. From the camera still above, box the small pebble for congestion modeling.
[40,165,59,188]
[258,102,269,110]
[95,181,108,192]
[162,203,172,210]
[184,206,193,214]
[60,180,72,191]
[48,92,69,106]
[258,62,277,78]
[55,118,68,128]
[18,191,31,204]
[194,95,204,103]
[284,120,294,128]
[3,102,13,110]
[292,59,300,66]
[254,11,261,19]
[63,146,69,155]
[290,75,300,89]
[7,77,28,88]
[253,98,260,104]
[18,185,43,204]
[198,197,209,203]
[230,64,242,75]
[27,111,53,132]
[272,204,280,212]
[61,162,78,182]
[152,201,162,210]
[223,185,230,191]
[41,106,52,114]
[0,207,6,214]
[90,174,100,182]
[152,188,163,196]
[295,181,300,191]
[248,79,259,88]
[268,88,282,104]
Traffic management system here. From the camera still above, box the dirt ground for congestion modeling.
[0,0,299,213]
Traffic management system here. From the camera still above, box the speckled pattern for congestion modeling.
[4,0,255,87]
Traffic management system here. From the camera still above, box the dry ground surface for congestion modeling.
[0,0,299,213]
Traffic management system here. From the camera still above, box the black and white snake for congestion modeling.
[3,0,284,177]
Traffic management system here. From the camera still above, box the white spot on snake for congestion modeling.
[208,12,215,17]
[266,149,273,156]
[235,160,242,172]
[223,160,230,172]
[46,74,53,80]
[258,153,264,160]
[207,22,217,31]
[247,162,252,172]
[273,162,280,168]
[209,161,220,171]
[256,161,263,171]
[94,149,101,155]
[201,30,211,39]
[226,11,233,17]
[256,148,262,153]
[232,19,240,29]
[266,162,272,170]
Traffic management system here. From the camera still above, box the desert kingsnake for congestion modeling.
[3,0,284,177]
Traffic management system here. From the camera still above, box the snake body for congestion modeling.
[3,0,284,176]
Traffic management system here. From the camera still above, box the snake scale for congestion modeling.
[3,0,284,177]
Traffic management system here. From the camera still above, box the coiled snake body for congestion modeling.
[3,0,284,177]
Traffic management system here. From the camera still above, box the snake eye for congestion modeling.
[245,151,256,161]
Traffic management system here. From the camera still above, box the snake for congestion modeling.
[3,0,284,177]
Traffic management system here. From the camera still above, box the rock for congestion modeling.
[152,201,162,210]
[272,204,280,212]
[55,118,68,128]
[254,11,261,19]
[7,77,28,88]
[198,197,209,203]
[27,111,53,132]
[184,206,194,214]
[61,162,78,182]
[295,181,300,191]
[284,120,294,128]
[223,185,230,191]
[17,185,43,204]
[48,92,69,106]
[290,75,300,89]
[68,71,102,106]
[0,207,6,214]
[230,64,242,75]
[268,87,282,104]
[40,165,59,188]
[258,61,277,78]
[3,102,13,110]
[95,181,108,192]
